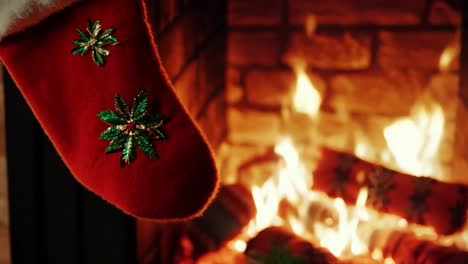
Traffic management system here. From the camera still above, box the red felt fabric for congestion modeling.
[0,0,219,220]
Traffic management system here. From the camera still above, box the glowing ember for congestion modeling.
[229,240,247,253]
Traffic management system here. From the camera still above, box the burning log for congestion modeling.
[313,148,468,235]
[380,231,468,264]
[245,226,339,264]
[187,183,256,258]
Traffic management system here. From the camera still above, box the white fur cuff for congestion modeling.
[0,0,79,40]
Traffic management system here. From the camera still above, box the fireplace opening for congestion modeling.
[137,1,468,263]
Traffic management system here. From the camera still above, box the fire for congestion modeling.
[227,53,459,263]
[245,137,382,259]
[231,66,409,262]
[315,188,369,257]
[236,69,379,260]
[245,138,310,237]
[292,64,321,118]
[238,68,325,243]
[383,102,445,177]
[439,30,460,72]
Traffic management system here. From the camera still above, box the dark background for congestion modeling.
[4,69,136,263]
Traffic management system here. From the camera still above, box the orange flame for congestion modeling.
[315,187,369,257]
[383,102,445,177]
[292,65,322,119]
[439,31,460,72]
[244,138,310,237]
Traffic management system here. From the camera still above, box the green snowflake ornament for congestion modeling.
[98,90,167,166]
[72,20,119,66]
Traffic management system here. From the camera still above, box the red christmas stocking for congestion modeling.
[0,0,219,220]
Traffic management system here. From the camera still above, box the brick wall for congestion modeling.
[153,0,228,151]
[223,0,461,182]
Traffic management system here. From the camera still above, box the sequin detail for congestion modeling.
[72,20,119,66]
[98,90,167,166]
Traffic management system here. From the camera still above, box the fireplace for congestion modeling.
[135,0,468,263]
